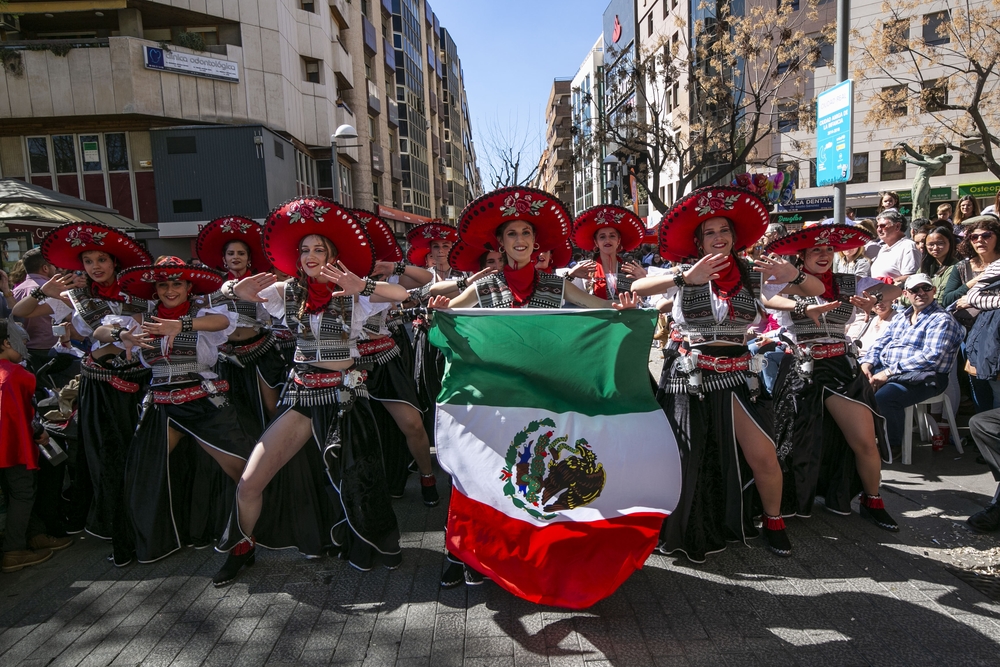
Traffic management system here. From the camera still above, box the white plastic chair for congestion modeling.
[901,392,963,465]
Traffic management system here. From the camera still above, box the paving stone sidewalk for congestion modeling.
[2,438,1000,667]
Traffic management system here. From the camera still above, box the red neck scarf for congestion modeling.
[592,256,620,300]
[157,300,191,321]
[711,256,743,299]
[810,269,839,301]
[90,279,123,302]
[303,277,335,314]
[503,263,538,308]
[226,270,248,281]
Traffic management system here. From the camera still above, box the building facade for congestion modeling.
[0,0,480,256]
[570,36,605,217]
[532,78,573,200]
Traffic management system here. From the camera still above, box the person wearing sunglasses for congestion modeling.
[860,274,964,458]
[870,210,920,285]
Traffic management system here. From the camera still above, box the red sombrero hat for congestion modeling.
[659,186,770,262]
[351,210,403,263]
[458,186,571,252]
[448,241,500,272]
[406,246,431,267]
[41,222,151,272]
[765,224,873,255]
[261,197,374,277]
[572,205,646,253]
[533,241,572,269]
[195,216,271,272]
[405,222,458,249]
[118,257,225,299]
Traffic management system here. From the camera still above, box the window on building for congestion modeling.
[881,150,906,181]
[923,11,950,46]
[79,135,102,172]
[368,115,379,142]
[105,133,129,172]
[849,153,869,184]
[303,58,321,84]
[300,0,315,13]
[808,33,834,67]
[339,162,353,206]
[52,135,77,173]
[960,140,988,174]
[274,140,285,160]
[667,182,674,206]
[648,14,653,37]
[663,1,669,18]
[884,18,909,53]
[777,101,799,133]
[166,136,197,154]
[882,84,908,117]
[921,78,948,113]
[920,144,948,176]
[372,179,380,204]
[808,160,818,188]
[361,0,371,18]
[364,53,373,80]
[27,137,50,174]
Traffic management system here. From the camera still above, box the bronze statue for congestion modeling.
[897,143,953,220]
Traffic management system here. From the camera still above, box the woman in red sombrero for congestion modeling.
[568,204,648,298]
[89,257,251,563]
[196,216,288,437]
[12,222,152,564]
[211,197,411,585]
[350,210,440,505]
[630,186,823,562]
[427,186,638,587]
[534,241,572,274]
[763,224,897,530]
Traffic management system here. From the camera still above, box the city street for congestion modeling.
[2,413,1000,666]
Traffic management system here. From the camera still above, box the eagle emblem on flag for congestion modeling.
[501,419,606,520]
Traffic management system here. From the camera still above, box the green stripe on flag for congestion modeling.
[428,309,659,417]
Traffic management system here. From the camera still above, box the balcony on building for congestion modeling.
[381,0,394,15]
[554,148,572,166]
[432,134,441,157]
[390,152,402,182]
[330,0,351,29]
[371,143,385,174]
[429,88,438,116]
[367,79,381,115]
[387,97,399,128]
[362,15,378,55]
[332,37,355,90]
[383,37,395,70]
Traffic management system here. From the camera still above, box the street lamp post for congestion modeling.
[602,154,620,205]
[330,124,359,205]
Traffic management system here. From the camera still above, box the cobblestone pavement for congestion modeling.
[1,356,998,666]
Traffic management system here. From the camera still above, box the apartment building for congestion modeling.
[0,0,480,257]
[569,36,605,217]
[760,0,997,225]
[533,78,573,200]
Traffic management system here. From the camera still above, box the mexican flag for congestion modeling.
[429,309,681,608]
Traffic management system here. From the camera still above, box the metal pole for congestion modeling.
[330,134,340,204]
[832,0,850,223]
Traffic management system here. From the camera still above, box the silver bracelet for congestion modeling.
[393,262,406,276]
[360,278,377,297]
[223,281,238,300]
[456,278,468,291]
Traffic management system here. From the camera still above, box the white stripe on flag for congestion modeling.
[436,403,681,528]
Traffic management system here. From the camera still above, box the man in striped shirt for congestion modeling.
[861,273,964,456]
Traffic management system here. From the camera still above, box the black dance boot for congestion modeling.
[213,537,256,587]
[421,474,440,507]
[440,552,465,588]
[761,515,792,557]
[859,493,899,532]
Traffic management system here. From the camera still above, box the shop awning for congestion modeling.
[376,204,436,226]
[0,178,151,233]
[958,181,1000,198]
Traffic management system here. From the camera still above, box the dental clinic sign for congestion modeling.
[143,46,239,83]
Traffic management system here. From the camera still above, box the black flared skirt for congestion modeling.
[367,351,422,495]
[773,353,890,517]
[79,374,147,547]
[125,394,253,563]
[656,357,771,563]
[413,325,445,442]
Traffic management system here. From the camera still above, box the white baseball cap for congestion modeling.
[904,273,934,290]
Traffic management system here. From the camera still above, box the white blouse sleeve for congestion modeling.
[45,296,73,323]
[258,282,287,319]
[195,304,239,349]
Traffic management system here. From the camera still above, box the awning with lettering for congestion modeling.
[958,181,1000,198]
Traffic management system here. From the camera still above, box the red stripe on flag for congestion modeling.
[446,488,665,609]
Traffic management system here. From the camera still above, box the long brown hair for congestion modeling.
[693,218,752,289]
[290,234,339,321]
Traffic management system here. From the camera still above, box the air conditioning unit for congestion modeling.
[0,14,20,31]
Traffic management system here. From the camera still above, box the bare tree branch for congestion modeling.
[476,112,543,190]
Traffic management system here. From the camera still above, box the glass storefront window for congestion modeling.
[105,133,129,172]
[79,135,102,172]
[27,137,50,174]
[52,135,77,174]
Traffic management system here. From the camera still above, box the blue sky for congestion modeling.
[430,0,611,186]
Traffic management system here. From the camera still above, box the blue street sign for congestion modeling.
[815,80,853,187]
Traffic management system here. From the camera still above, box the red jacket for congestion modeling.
[0,359,38,470]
